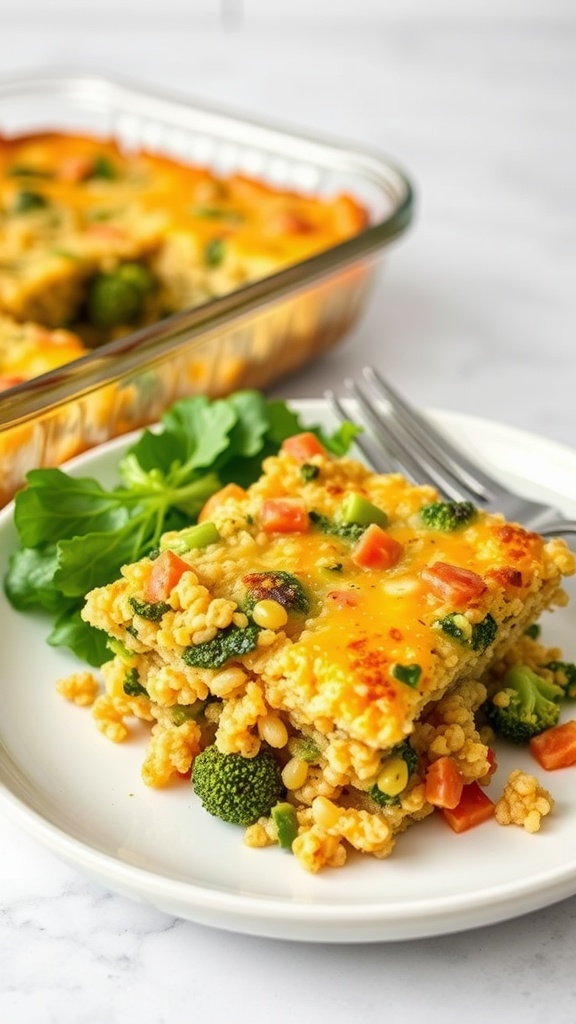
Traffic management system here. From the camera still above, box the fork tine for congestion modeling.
[344,375,479,503]
[363,366,503,500]
[325,389,397,474]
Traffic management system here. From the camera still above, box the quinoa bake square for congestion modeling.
[73,433,575,872]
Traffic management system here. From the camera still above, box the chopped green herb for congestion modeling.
[437,612,497,652]
[190,206,243,223]
[300,463,320,482]
[204,237,225,267]
[88,155,118,180]
[390,663,422,688]
[12,189,49,213]
[7,165,53,179]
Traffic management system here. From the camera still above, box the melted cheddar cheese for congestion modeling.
[82,441,574,755]
[0,132,367,366]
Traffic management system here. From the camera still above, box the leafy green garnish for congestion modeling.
[4,392,355,666]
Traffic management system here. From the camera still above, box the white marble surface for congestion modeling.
[2,7,576,1023]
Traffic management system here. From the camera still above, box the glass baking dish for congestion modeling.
[0,71,413,504]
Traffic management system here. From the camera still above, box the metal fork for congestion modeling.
[326,366,576,539]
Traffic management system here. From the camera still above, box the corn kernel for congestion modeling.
[252,599,288,630]
[281,756,309,791]
[258,713,289,748]
[376,757,409,797]
[210,666,248,697]
[312,795,341,830]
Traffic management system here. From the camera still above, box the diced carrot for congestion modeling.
[425,756,464,809]
[0,375,25,391]
[281,432,327,462]
[421,561,487,605]
[441,781,495,833]
[57,155,94,182]
[144,550,190,603]
[351,523,403,570]
[260,497,309,534]
[197,483,247,523]
[529,720,576,770]
[275,210,314,235]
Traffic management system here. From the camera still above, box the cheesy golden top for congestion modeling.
[82,434,574,755]
[0,131,367,359]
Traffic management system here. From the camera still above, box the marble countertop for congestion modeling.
[2,7,576,1023]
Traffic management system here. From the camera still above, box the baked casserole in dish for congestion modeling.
[0,73,413,504]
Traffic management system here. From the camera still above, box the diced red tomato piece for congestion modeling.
[144,550,190,603]
[441,781,495,833]
[421,561,487,605]
[529,720,576,770]
[260,497,309,534]
[485,747,498,778]
[351,523,403,570]
[281,432,327,462]
[326,589,360,609]
[197,483,247,522]
[425,756,464,809]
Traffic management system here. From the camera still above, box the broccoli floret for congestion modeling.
[129,596,170,622]
[437,611,497,652]
[420,500,477,532]
[87,155,118,180]
[12,188,49,214]
[123,668,148,697]
[308,509,365,542]
[87,262,155,329]
[192,745,284,826]
[182,623,261,669]
[240,570,310,615]
[486,664,563,743]
[545,661,576,699]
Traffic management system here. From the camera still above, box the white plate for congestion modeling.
[0,401,575,944]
